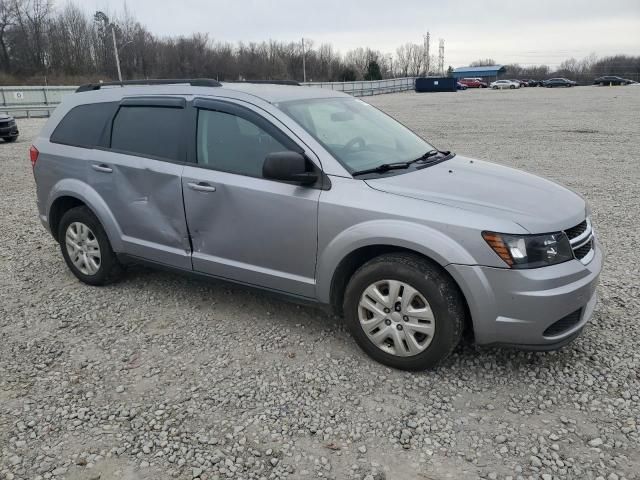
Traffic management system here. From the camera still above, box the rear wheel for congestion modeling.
[509,85,515,89]
[58,206,123,285]
[343,253,466,370]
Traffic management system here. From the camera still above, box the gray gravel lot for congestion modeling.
[1,86,639,480]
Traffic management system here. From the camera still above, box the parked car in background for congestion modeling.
[0,114,19,142]
[459,78,488,88]
[456,82,468,90]
[490,80,519,89]
[513,80,528,87]
[593,76,633,86]
[31,78,602,370]
[527,79,542,87]
[543,78,576,88]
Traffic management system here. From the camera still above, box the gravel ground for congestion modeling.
[1,86,639,480]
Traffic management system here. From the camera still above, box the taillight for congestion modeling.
[29,145,39,169]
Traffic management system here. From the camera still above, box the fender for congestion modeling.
[315,219,477,303]
[47,178,124,252]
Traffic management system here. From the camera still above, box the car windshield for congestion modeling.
[277,97,434,174]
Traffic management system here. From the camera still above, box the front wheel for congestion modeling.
[3,136,17,142]
[510,85,515,89]
[58,206,123,285]
[343,253,466,370]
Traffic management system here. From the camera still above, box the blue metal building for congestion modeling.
[452,65,506,81]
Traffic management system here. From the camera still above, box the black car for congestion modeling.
[527,79,542,87]
[593,76,632,86]
[0,114,19,142]
[542,78,576,88]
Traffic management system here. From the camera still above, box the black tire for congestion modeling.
[3,136,17,142]
[510,85,515,89]
[58,206,123,286]
[343,253,466,370]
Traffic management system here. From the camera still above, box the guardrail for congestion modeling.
[302,77,417,96]
[0,85,74,118]
[0,104,57,118]
[1,78,417,118]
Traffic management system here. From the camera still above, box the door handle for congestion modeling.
[91,164,113,173]
[187,182,216,192]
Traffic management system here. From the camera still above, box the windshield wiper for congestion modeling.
[411,149,441,163]
[351,162,412,176]
[352,150,450,177]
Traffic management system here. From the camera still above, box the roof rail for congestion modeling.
[75,78,222,93]
[231,80,301,86]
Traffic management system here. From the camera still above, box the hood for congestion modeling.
[0,114,12,121]
[365,155,586,233]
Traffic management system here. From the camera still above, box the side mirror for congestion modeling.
[263,151,318,185]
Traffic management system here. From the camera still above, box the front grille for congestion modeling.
[565,220,587,241]
[574,239,593,260]
[543,309,582,337]
[564,218,594,265]
[0,121,10,128]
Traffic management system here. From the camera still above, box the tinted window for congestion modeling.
[111,106,184,162]
[197,109,291,177]
[51,102,117,147]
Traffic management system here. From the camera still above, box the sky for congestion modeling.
[81,0,640,67]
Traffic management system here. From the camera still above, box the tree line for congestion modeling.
[0,0,437,85]
[0,0,638,85]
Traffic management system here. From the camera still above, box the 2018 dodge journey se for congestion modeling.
[32,78,602,370]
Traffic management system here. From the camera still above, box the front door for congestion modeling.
[182,99,320,298]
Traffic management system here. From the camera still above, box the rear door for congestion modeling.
[88,96,191,269]
[181,98,321,298]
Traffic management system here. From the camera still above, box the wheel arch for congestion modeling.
[318,220,475,330]
[327,244,474,338]
[47,179,123,251]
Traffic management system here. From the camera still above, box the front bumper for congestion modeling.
[0,125,19,137]
[446,241,603,348]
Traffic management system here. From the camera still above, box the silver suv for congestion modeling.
[32,79,602,370]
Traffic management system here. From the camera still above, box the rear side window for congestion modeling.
[50,102,117,147]
[110,106,184,162]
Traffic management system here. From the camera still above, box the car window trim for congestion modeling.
[119,96,186,108]
[107,100,188,163]
[190,98,330,190]
[193,98,303,154]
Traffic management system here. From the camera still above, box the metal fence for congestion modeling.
[302,77,417,96]
[0,85,75,118]
[1,78,417,118]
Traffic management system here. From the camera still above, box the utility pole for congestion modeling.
[112,26,123,82]
[438,39,445,75]
[423,32,430,77]
[301,38,306,83]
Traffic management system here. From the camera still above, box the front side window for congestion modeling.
[277,97,434,174]
[111,106,184,162]
[196,109,292,177]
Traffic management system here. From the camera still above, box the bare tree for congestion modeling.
[470,58,496,67]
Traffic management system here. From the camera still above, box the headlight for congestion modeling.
[482,231,573,269]
[9,119,16,126]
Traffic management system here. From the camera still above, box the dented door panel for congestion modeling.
[88,148,191,269]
